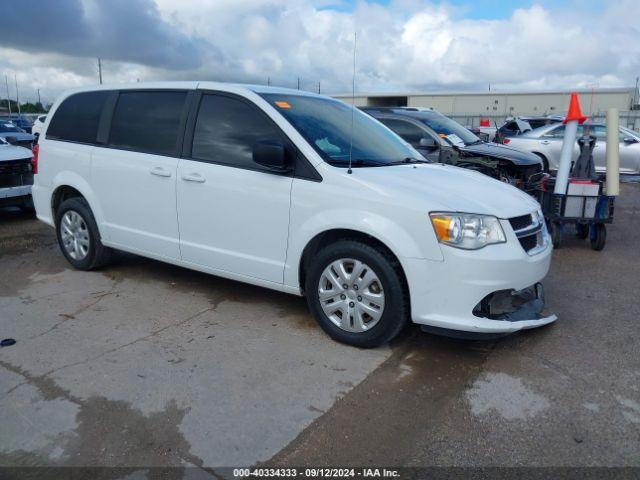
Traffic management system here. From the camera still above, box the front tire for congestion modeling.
[534,153,550,172]
[55,197,112,270]
[305,240,409,348]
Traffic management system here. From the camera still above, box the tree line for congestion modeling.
[1,98,51,114]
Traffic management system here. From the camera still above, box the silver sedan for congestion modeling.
[504,122,640,174]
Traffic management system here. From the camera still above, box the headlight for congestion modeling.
[430,212,506,250]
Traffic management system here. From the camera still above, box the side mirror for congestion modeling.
[5,136,18,144]
[253,140,290,172]
[418,137,437,148]
[623,137,637,144]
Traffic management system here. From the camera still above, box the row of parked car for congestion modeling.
[3,101,640,217]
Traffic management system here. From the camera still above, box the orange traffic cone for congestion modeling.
[563,92,587,124]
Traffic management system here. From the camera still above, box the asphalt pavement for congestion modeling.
[1,183,639,478]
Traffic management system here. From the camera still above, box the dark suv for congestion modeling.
[362,107,544,194]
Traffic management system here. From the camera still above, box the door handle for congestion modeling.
[150,166,172,177]
[181,173,206,183]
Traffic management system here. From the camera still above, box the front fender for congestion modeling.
[284,207,443,289]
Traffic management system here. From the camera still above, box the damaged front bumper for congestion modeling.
[404,228,557,338]
[473,283,554,322]
[420,284,557,339]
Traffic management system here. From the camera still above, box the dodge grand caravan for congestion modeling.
[33,82,556,347]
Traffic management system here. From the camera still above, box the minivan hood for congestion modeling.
[0,143,33,161]
[348,163,540,218]
[459,142,541,165]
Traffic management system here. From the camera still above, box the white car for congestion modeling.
[0,136,34,210]
[31,114,47,139]
[33,82,555,347]
[504,122,640,174]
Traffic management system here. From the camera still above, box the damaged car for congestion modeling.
[0,136,35,211]
[363,107,544,195]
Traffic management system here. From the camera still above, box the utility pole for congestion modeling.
[267,77,270,86]
[297,77,300,90]
[318,81,321,94]
[4,75,11,116]
[37,88,42,109]
[98,58,103,84]
[14,74,21,116]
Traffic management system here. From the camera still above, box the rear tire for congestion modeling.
[305,240,409,348]
[55,197,112,270]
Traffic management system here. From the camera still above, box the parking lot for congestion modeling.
[1,183,639,475]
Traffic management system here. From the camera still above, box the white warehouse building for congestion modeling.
[334,87,640,129]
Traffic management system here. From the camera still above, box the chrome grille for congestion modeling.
[0,159,33,188]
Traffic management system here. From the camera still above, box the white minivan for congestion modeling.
[33,82,556,347]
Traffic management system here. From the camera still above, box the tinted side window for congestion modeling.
[191,94,284,169]
[379,118,426,146]
[47,91,109,143]
[109,91,187,156]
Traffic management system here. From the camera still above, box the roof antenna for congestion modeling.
[348,31,357,174]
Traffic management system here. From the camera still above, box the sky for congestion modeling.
[1,0,638,105]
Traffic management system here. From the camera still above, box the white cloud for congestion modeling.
[2,0,639,105]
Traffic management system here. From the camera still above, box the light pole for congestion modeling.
[4,75,11,116]
[14,74,21,116]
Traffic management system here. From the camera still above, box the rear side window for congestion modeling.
[191,94,284,169]
[47,91,109,143]
[109,91,187,156]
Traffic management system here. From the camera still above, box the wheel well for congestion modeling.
[298,229,408,295]
[533,152,549,172]
[51,186,84,220]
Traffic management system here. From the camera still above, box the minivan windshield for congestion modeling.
[420,112,480,146]
[259,93,422,167]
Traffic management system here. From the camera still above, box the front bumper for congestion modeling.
[403,228,556,334]
[0,185,32,207]
[0,185,31,199]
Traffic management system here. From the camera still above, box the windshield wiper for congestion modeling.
[392,157,431,165]
[327,159,393,168]
[465,140,484,146]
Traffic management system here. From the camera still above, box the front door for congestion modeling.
[177,92,293,284]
